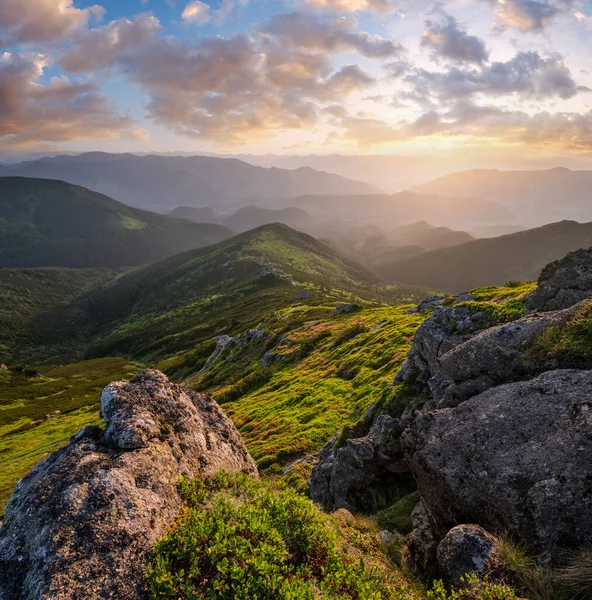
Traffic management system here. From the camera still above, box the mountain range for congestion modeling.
[0,153,376,213]
[413,167,592,226]
[378,219,592,292]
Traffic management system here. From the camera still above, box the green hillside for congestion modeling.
[14,223,425,364]
[0,267,114,364]
[378,220,592,292]
[0,177,233,269]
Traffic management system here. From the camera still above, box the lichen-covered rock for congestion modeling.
[438,302,586,407]
[437,525,499,587]
[526,247,592,311]
[394,305,495,402]
[404,370,592,563]
[0,370,257,600]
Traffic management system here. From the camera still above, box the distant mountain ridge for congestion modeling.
[262,192,514,230]
[0,153,378,213]
[412,167,592,226]
[377,220,592,292]
[0,177,233,269]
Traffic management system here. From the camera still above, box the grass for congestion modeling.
[0,357,140,515]
[522,300,592,370]
[178,305,426,472]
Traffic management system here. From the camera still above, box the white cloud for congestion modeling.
[182,1,211,24]
[0,52,141,149]
[0,0,105,45]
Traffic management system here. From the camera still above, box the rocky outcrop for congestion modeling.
[526,247,592,311]
[0,370,257,600]
[404,370,592,563]
[436,525,500,587]
[437,301,585,407]
[311,246,592,583]
[309,412,414,511]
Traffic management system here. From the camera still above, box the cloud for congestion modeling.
[406,51,584,103]
[61,14,160,73]
[483,0,577,32]
[182,0,249,26]
[329,100,592,151]
[303,0,396,13]
[0,0,105,45]
[118,32,375,142]
[421,13,489,64]
[182,1,210,23]
[261,11,404,58]
[0,52,141,149]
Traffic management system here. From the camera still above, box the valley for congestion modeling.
[0,161,590,600]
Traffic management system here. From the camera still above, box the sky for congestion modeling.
[1,0,592,158]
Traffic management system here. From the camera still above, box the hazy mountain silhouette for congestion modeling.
[0,178,233,269]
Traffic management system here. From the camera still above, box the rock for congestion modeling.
[407,295,446,315]
[527,247,592,311]
[309,412,413,511]
[261,350,276,368]
[437,525,499,587]
[403,370,592,563]
[331,303,361,315]
[394,305,494,402]
[0,370,257,600]
[406,501,439,577]
[245,328,266,342]
[438,302,586,407]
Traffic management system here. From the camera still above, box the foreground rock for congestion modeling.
[527,247,592,311]
[404,370,592,563]
[436,525,500,587]
[0,370,257,600]
[309,412,414,511]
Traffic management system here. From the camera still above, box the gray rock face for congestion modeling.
[527,247,592,311]
[404,370,592,563]
[438,302,585,407]
[436,525,499,587]
[406,501,440,577]
[0,370,257,600]
[309,412,413,511]
[395,305,496,402]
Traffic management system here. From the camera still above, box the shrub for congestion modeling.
[147,472,402,599]
[427,575,523,599]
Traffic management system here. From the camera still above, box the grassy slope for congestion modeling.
[18,223,426,364]
[0,358,141,514]
[0,267,115,364]
[0,177,232,269]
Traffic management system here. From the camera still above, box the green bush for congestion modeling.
[146,472,400,599]
[427,575,522,599]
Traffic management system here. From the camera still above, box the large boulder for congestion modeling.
[527,247,592,311]
[0,370,257,600]
[403,370,592,563]
[395,304,502,403]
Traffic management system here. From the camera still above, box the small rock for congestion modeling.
[437,525,499,587]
